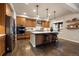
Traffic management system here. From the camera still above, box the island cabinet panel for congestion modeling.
[35,34,45,45]
[35,34,58,46]
[0,36,5,56]
[30,32,58,47]
[48,34,58,42]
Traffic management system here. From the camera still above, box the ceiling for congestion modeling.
[13,3,79,20]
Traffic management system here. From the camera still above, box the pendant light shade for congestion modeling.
[46,8,50,21]
[46,8,48,19]
[53,10,56,19]
[35,5,40,19]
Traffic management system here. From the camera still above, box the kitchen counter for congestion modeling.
[31,31,58,34]
[0,34,6,37]
[0,34,5,56]
[30,31,58,47]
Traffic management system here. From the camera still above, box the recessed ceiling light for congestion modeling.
[25,3,29,5]
[48,14,51,16]
[23,12,27,15]
[33,9,36,12]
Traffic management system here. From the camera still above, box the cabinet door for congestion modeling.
[0,36,5,56]
[32,20,36,27]
[42,21,49,28]
[45,21,49,27]
[17,16,26,26]
[25,19,28,27]
[25,32,30,39]
[0,4,5,34]
[0,39,1,55]
[36,34,44,45]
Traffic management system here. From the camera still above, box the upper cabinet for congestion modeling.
[16,16,26,26]
[26,18,36,27]
[16,16,50,28]
[41,20,49,28]
[0,4,5,34]
[16,16,36,27]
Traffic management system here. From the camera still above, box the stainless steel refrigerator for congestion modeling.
[5,15,16,52]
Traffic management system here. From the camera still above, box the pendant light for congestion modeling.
[53,10,56,19]
[46,8,50,21]
[35,4,41,27]
[36,5,40,20]
[46,8,48,19]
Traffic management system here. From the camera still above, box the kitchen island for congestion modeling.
[30,31,58,47]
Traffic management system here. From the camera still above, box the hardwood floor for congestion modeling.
[6,39,79,56]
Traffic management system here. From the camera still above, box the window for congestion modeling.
[53,22,63,31]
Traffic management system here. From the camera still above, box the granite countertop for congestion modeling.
[0,34,6,37]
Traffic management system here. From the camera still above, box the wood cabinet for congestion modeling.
[25,18,36,27]
[17,32,31,40]
[35,33,58,46]
[16,16,50,28]
[36,34,45,45]
[16,16,26,26]
[0,4,15,55]
[16,16,36,27]
[0,4,6,55]
[0,4,5,34]
[25,31,31,39]
[0,35,5,56]
[41,21,49,28]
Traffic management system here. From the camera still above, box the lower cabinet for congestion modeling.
[17,32,31,40]
[35,33,58,46]
[25,32,31,39]
[36,34,45,45]
[0,36,5,56]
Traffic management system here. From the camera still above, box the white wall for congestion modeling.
[50,13,79,43]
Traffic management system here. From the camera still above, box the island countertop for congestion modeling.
[31,31,58,34]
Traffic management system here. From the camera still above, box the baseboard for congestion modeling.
[59,37,79,44]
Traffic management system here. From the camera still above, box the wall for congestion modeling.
[50,13,79,43]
